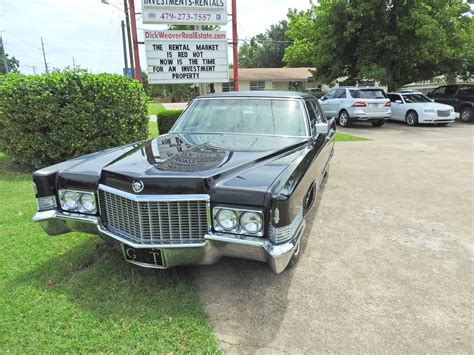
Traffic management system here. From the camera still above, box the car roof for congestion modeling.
[389,92,424,95]
[199,91,314,99]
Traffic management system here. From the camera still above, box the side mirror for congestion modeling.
[395,100,402,104]
[320,96,326,101]
[315,121,329,134]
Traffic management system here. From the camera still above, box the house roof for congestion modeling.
[229,67,314,81]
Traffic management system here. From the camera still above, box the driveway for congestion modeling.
[192,121,473,353]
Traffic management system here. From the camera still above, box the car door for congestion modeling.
[430,85,458,108]
[332,89,347,116]
[388,94,404,121]
[305,99,332,184]
[319,89,336,118]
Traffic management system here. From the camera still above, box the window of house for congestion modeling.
[250,81,266,91]
[222,81,235,92]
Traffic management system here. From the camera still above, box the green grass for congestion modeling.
[148,120,159,139]
[147,102,165,116]
[0,152,218,353]
[335,132,369,142]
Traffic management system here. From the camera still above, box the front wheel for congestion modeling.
[371,120,385,127]
[459,107,473,122]
[406,111,418,126]
[338,110,351,127]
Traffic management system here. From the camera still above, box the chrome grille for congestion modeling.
[437,110,450,117]
[98,187,209,245]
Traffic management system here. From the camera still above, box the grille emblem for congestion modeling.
[132,180,144,193]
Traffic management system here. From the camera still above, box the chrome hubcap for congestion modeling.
[339,113,348,126]
[407,113,416,125]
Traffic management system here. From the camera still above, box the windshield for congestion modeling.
[402,94,432,103]
[351,89,387,99]
[173,98,308,136]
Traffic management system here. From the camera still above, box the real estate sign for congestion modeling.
[141,0,227,25]
[144,30,229,84]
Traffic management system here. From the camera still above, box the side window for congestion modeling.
[459,86,474,95]
[334,89,346,98]
[444,86,458,96]
[431,86,446,96]
[388,94,401,102]
[349,90,359,98]
[305,99,326,136]
[325,90,336,99]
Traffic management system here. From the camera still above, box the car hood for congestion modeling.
[96,132,309,203]
[406,102,453,110]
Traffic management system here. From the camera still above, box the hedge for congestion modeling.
[157,109,184,134]
[0,72,149,169]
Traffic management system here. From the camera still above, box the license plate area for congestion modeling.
[121,244,165,267]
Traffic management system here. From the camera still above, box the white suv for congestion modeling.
[318,87,391,127]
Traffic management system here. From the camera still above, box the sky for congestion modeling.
[0,0,312,75]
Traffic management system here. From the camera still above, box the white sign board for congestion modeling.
[144,30,229,84]
[142,0,227,25]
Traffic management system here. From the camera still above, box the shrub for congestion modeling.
[157,109,184,134]
[0,72,149,169]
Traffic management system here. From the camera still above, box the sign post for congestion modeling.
[144,30,229,85]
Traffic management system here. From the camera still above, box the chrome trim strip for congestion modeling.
[98,184,210,203]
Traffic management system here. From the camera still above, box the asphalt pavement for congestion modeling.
[191,120,474,353]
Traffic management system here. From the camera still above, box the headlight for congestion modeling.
[240,212,263,234]
[58,189,97,214]
[213,207,264,237]
[216,209,238,230]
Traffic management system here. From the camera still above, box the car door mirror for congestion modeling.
[314,121,329,134]
[320,96,326,101]
[395,100,402,104]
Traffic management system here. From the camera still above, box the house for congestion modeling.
[209,67,320,93]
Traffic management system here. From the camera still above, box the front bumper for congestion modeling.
[418,112,455,124]
[33,210,304,273]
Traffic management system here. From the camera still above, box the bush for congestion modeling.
[157,109,184,134]
[0,72,149,169]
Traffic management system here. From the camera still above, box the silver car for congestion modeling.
[319,87,391,127]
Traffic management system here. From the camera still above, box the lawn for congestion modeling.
[147,102,165,116]
[335,132,369,142]
[148,120,159,138]
[0,152,218,353]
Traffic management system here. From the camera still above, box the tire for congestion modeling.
[338,110,351,127]
[405,110,418,126]
[459,107,473,123]
[371,120,385,127]
[287,237,301,268]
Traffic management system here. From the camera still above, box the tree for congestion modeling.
[239,20,292,68]
[0,53,20,74]
[284,0,474,90]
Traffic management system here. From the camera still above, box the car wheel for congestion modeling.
[371,120,385,127]
[406,111,418,126]
[459,107,473,122]
[338,110,351,127]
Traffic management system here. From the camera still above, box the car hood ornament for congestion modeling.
[132,180,144,193]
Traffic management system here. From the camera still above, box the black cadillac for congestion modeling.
[33,91,335,273]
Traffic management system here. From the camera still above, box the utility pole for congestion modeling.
[195,25,206,96]
[41,37,49,74]
[128,0,141,82]
[231,0,239,91]
[0,35,8,73]
[123,0,135,78]
[121,20,129,76]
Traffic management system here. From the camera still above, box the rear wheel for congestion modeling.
[459,107,473,122]
[406,111,418,126]
[371,120,385,127]
[338,110,351,127]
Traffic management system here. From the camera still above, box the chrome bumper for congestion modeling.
[33,210,304,273]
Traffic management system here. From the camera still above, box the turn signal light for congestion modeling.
[351,102,367,107]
